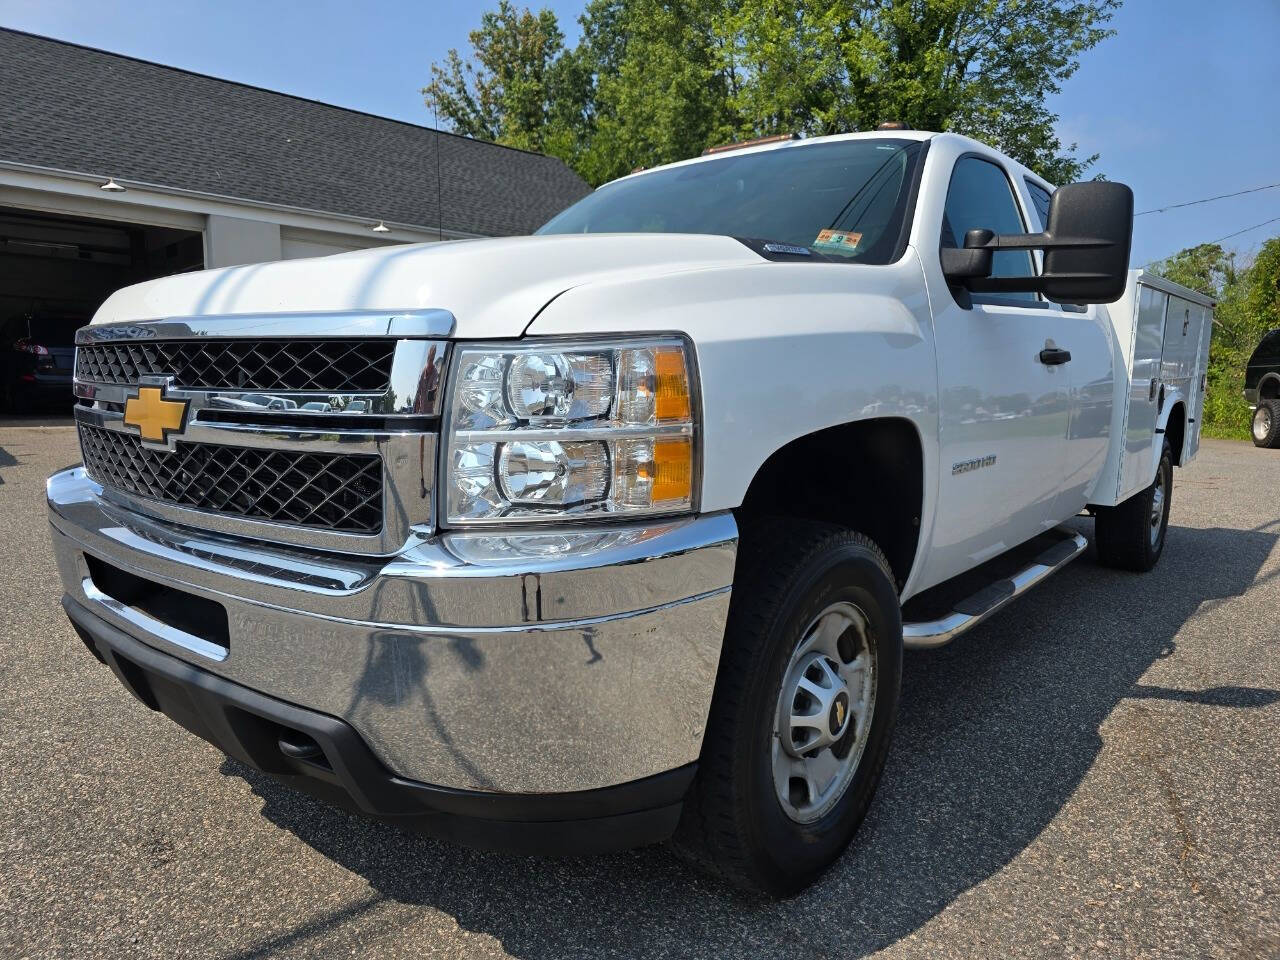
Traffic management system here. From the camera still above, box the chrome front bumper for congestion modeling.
[48,467,736,794]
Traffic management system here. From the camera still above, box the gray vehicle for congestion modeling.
[1,313,80,411]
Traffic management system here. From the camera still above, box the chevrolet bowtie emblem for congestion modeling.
[123,384,189,446]
[835,700,846,727]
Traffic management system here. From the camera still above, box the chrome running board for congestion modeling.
[902,528,1088,650]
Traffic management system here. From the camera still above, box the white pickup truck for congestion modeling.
[47,130,1213,896]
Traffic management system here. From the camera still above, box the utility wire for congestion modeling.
[1143,215,1280,267]
[1135,182,1280,216]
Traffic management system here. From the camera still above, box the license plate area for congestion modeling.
[84,554,229,655]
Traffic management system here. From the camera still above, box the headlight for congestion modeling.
[443,336,697,524]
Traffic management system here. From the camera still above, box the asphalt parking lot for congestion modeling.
[2,424,1277,959]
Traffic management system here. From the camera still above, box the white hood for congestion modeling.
[92,233,764,338]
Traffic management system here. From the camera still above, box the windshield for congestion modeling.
[537,138,923,264]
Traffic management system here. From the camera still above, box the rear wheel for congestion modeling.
[675,519,902,897]
[1252,400,1280,448]
[1095,438,1173,571]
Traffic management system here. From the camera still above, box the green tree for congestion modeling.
[718,0,1118,183]
[427,0,1119,186]
[423,1,581,155]
[1154,242,1236,299]
[576,0,739,184]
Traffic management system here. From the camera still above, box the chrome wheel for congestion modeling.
[772,601,876,824]
[1150,458,1168,547]
[1254,405,1273,442]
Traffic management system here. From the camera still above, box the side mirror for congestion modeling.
[942,181,1134,304]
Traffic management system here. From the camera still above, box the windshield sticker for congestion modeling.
[813,229,862,256]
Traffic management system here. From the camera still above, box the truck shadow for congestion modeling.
[218,519,1278,960]
[0,444,16,485]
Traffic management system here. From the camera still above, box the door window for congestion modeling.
[941,157,1037,303]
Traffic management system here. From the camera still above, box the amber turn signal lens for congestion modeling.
[650,436,693,503]
[654,347,691,422]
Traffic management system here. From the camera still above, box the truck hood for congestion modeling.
[91,233,764,338]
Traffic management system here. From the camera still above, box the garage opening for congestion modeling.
[0,206,202,414]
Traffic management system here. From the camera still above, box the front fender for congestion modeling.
[524,249,941,517]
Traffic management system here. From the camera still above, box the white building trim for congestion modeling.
[0,160,484,249]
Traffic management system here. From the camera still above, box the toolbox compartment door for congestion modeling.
[1184,301,1213,462]
[1163,295,1211,465]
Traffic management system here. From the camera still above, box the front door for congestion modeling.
[920,155,1072,589]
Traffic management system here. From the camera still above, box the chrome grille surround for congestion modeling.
[72,310,452,555]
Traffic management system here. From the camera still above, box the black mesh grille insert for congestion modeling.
[76,339,395,392]
[78,424,383,534]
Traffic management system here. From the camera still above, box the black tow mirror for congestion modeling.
[942,181,1134,304]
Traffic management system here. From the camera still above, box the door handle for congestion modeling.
[1038,347,1072,365]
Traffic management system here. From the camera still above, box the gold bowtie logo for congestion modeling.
[123,385,189,445]
[835,700,846,727]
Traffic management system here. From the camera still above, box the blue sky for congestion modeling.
[2,0,1276,267]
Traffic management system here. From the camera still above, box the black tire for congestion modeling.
[1095,438,1173,571]
[674,518,902,897]
[1252,399,1280,448]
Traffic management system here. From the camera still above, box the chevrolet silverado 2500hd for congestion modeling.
[48,131,1214,896]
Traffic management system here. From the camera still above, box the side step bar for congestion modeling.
[902,528,1088,650]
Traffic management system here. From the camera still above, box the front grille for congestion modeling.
[78,424,383,534]
[76,339,396,392]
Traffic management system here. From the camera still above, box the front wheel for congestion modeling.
[1252,400,1280,448]
[1095,438,1173,571]
[675,519,902,897]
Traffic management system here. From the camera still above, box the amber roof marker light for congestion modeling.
[701,132,799,156]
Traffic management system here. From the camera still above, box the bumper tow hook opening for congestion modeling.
[277,730,329,769]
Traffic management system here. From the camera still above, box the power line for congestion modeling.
[1143,215,1280,267]
[1135,182,1280,216]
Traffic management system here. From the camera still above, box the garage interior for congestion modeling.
[0,206,202,413]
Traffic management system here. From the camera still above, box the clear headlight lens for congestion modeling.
[444,337,697,524]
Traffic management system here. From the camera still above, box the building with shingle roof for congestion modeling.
[0,28,592,335]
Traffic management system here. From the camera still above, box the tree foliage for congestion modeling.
[717,0,1117,183]
[424,1,578,154]
[425,0,1119,186]
[1153,239,1280,439]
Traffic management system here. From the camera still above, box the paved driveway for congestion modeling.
[2,426,1277,959]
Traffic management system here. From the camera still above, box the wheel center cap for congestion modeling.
[829,691,850,736]
[780,653,854,758]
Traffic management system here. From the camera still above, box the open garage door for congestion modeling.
[0,207,202,414]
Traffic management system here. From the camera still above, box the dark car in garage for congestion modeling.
[0,313,80,412]
[1246,328,1280,447]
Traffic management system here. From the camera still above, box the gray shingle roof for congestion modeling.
[0,28,591,236]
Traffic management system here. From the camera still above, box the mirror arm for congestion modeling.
[968,271,1114,294]
[966,275,1049,294]
[966,230,1115,252]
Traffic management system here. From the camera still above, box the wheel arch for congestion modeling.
[735,417,924,591]
[1259,372,1280,401]
[1162,399,1187,466]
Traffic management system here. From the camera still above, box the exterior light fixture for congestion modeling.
[100,178,126,192]
[372,221,390,233]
